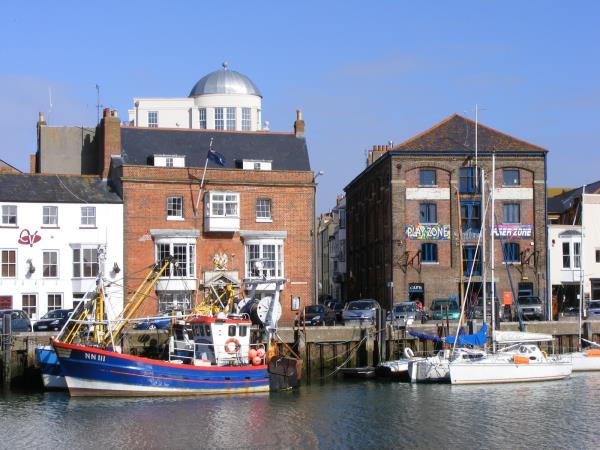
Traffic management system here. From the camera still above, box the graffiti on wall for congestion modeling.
[405,224,451,240]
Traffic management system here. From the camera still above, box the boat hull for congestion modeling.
[449,360,572,384]
[52,341,270,397]
[35,345,67,390]
[568,351,600,372]
[408,358,449,383]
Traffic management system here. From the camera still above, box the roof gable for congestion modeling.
[393,114,545,152]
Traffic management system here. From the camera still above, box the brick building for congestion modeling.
[345,114,549,317]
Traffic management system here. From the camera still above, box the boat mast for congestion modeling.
[482,168,487,323]
[491,151,496,353]
[579,185,586,351]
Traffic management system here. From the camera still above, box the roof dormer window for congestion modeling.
[154,155,186,168]
[241,160,272,171]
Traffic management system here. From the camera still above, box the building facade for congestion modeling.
[0,174,123,319]
[317,195,347,303]
[345,114,548,317]
[548,181,600,316]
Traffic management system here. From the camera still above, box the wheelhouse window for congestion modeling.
[73,247,99,278]
[167,196,183,220]
[419,203,437,224]
[43,206,58,226]
[209,192,239,217]
[503,243,520,263]
[419,169,436,186]
[1,205,17,225]
[0,249,16,277]
[459,167,480,193]
[80,207,96,227]
[463,246,481,276]
[503,169,520,186]
[199,108,207,129]
[421,243,438,263]
[461,201,481,232]
[47,293,62,311]
[156,242,196,278]
[256,198,272,221]
[245,240,284,279]
[215,107,224,130]
[148,111,158,128]
[43,251,58,278]
[22,294,37,319]
[503,203,520,224]
[242,107,251,131]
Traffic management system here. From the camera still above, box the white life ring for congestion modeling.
[404,347,415,359]
[224,338,241,354]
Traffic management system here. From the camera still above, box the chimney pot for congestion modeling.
[111,110,119,118]
[103,108,110,118]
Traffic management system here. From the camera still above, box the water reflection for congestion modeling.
[2,375,600,449]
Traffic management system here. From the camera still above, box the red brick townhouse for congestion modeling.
[99,109,314,322]
[345,114,549,318]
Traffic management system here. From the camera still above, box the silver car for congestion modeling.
[388,301,418,327]
[342,299,381,324]
[587,300,600,319]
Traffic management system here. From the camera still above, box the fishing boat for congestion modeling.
[36,345,66,389]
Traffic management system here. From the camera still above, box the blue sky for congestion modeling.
[1,1,599,212]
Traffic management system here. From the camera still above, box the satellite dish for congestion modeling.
[256,296,282,328]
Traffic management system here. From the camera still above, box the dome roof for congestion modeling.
[189,63,262,98]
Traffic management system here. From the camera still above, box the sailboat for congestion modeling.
[449,151,572,384]
[561,185,600,371]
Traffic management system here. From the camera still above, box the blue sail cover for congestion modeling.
[408,323,487,347]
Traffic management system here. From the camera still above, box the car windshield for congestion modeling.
[395,304,415,312]
[519,297,541,305]
[348,301,375,310]
[41,310,67,319]
[305,305,324,313]
[588,301,600,309]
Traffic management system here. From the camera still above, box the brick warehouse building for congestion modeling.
[345,114,549,318]
[100,109,314,322]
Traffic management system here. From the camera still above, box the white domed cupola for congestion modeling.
[189,62,262,98]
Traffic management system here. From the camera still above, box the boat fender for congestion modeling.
[249,348,258,359]
[252,356,262,366]
[404,348,415,359]
[224,338,241,354]
[256,347,266,358]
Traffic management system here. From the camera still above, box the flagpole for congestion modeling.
[195,138,213,215]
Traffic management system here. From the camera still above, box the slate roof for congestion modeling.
[548,180,600,214]
[393,114,546,152]
[120,127,311,171]
[0,174,122,203]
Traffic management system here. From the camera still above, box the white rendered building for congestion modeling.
[128,63,263,131]
[0,174,123,321]
[548,182,600,316]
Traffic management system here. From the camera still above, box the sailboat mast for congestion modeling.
[482,169,487,322]
[491,152,496,353]
[579,185,586,350]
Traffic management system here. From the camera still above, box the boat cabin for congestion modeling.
[168,314,257,366]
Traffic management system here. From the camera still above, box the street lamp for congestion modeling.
[313,170,324,305]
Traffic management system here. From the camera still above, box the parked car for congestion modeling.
[342,299,381,324]
[388,301,427,326]
[472,297,499,320]
[33,309,73,332]
[431,298,460,321]
[587,300,600,319]
[295,304,337,326]
[517,296,543,321]
[0,309,32,332]
[328,302,345,323]
[134,314,173,330]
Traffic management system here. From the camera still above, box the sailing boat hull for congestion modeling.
[568,351,600,371]
[449,359,572,384]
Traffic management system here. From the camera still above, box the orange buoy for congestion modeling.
[249,348,258,359]
[257,348,266,358]
[252,356,262,366]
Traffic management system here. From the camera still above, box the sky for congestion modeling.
[1,1,599,213]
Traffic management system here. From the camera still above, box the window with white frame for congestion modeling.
[156,242,195,278]
[148,111,158,128]
[73,247,99,278]
[1,205,17,225]
[22,294,37,319]
[245,240,284,279]
[256,198,272,221]
[47,293,62,311]
[215,107,224,130]
[199,108,207,129]
[226,107,236,130]
[574,242,581,268]
[81,207,96,227]
[1,249,16,277]
[43,206,58,226]
[209,192,239,217]
[242,107,251,131]
[157,291,192,313]
[166,157,174,167]
[43,251,58,277]
[167,196,183,220]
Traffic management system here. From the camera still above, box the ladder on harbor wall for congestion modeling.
[1,314,12,388]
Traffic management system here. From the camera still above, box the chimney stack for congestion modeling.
[294,110,305,138]
[99,108,121,179]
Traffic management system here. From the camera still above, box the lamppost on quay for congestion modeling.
[313,170,324,305]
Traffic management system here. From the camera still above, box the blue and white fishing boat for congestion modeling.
[52,314,271,397]
[35,345,67,389]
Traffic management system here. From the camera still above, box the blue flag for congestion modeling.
[207,148,226,166]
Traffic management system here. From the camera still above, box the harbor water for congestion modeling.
[1,373,599,449]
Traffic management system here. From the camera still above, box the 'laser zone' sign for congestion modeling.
[493,224,533,239]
